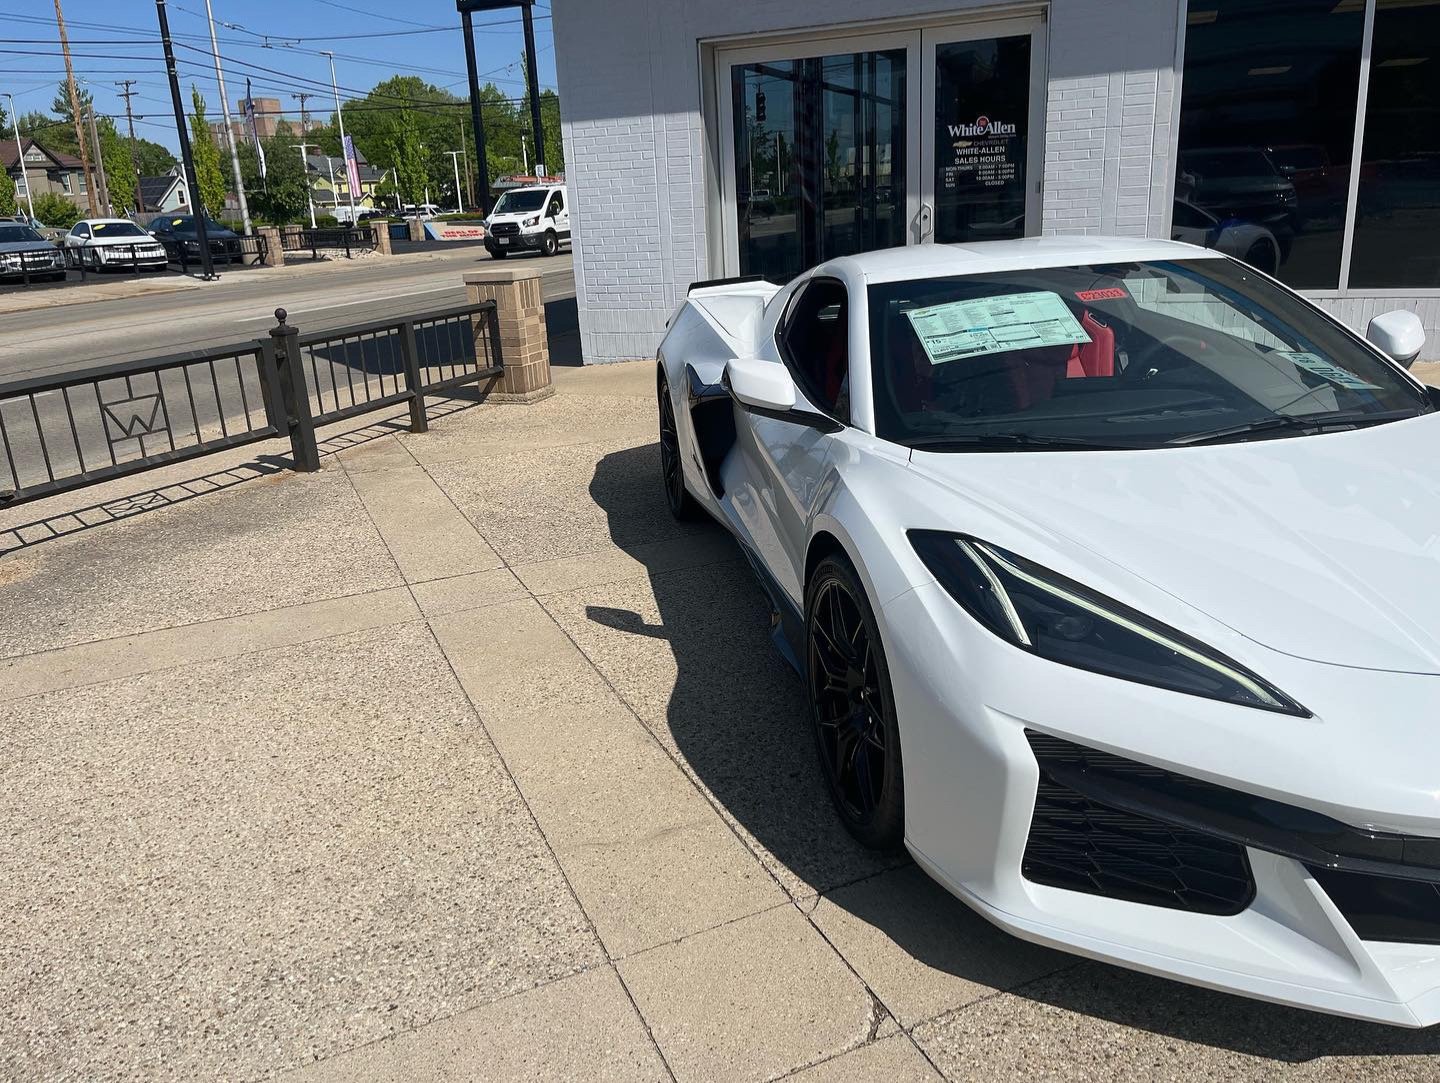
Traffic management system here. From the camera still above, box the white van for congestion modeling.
[483,184,569,258]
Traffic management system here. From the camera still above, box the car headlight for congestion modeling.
[523,215,539,227]
[909,531,1308,715]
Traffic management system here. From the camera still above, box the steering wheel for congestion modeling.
[1124,333,1210,380]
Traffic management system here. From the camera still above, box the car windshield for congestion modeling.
[91,222,146,237]
[0,224,42,243]
[867,257,1433,450]
[492,190,547,214]
[167,216,225,232]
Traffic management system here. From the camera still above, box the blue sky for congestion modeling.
[4,0,557,152]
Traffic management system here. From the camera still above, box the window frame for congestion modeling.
[774,274,853,426]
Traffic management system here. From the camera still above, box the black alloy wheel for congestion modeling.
[806,555,904,850]
[657,371,700,520]
[540,230,559,257]
[1245,239,1278,275]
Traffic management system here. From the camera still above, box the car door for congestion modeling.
[549,190,570,242]
[65,223,89,250]
[728,276,849,608]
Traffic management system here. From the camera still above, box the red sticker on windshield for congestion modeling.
[1076,288,1128,301]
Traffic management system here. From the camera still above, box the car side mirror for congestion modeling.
[1366,309,1425,369]
[724,357,796,412]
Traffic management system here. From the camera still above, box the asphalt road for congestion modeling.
[0,248,577,499]
[0,247,576,383]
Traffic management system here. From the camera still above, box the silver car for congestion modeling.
[0,221,66,282]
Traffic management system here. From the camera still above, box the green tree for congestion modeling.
[31,191,80,229]
[0,171,16,217]
[188,86,226,215]
[240,121,312,226]
[132,138,177,177]
[96,117,136,213]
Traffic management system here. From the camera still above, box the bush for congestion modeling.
[315,214,339,229]
[31,192,81,230]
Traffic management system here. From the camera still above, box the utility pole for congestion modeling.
[295,142,318,228]
[292,92,312,136]
[155,0,216,279]
[202,0,252,235]
[115,80,141,212]
[457,5,491,212]
[54,0,98,215]
[319,51,356,220]
[520,1,545,174]
[446,149,464,213]
[87,107,111,215]
[5,93,37,222]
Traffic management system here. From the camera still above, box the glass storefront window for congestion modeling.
[732,49,906,281]
[1177,0,1364,289]
[1348,0,1440,288]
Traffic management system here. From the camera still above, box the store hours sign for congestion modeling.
[941,115,1021,193]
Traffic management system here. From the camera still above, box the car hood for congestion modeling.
[907,413,1440,674]
[85,234,160,246]
[0,240,57,253]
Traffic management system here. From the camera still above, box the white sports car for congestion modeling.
[656,237,1440,1026]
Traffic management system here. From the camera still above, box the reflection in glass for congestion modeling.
[732,50,906,281]
[932,36,1031,243]
[1178,0,1363,289]
[1349,0,1440,288]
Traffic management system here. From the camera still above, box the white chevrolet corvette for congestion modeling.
[656,237,1440,1026]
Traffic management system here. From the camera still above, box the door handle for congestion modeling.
[917,202,934,241]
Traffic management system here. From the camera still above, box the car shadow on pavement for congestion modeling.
[587,441,1440,1061]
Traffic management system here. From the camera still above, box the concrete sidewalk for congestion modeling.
[3,364,1439,1082]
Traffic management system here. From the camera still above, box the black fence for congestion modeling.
[0,301,502,507]
[280,225,377,260]
[158,234,269,274]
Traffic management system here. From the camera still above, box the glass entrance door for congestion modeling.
[920,19,1046,244]
[716,18,1046,277]
[728,45,911,281]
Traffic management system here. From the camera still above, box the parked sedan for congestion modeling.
[659,236,1439,1026]
[61,219,168,271]
[148,215,244,263]
[0,221,66,282]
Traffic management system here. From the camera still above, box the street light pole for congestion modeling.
[4,93,37,222]
[319,50,357,221]
[446,150,464,213]
[202,0,253,235]
[295,142,317,228]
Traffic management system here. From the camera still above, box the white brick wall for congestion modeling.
[555,0,1185,364]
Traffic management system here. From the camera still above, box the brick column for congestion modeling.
[373,221,393,256]
[257,226,285,267]
[407,216,425,242]
[464,265,555,404]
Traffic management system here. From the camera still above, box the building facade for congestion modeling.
[2,138,93,207]
[552,0,1440,363]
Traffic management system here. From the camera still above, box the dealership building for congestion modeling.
[551,0,1440,363]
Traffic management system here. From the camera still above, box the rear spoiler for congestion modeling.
[687,274,771,294]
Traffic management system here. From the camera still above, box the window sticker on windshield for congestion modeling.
[1274,350,1381,391]
[1076,287,1128,302]
[904,291,1091,366]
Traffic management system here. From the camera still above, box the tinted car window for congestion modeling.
[780,277,849,419]
[0,224,43,243]
[73,224,90,238]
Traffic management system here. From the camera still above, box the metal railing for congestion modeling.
[0,301,503,507]
[0,249,69,287]
[159,234,269,273]
[280,225,377,260]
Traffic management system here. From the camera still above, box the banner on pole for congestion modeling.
[343,135,362,202]
[245,79,266,179]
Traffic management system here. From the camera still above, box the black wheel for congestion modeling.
[540,230,559,257]
[490,247,508,259]
[1244,240,1278,275]
[806,555,904,850]
[657,370,701,521]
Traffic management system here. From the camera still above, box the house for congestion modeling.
[305,151,384,212]
[137,169,190,214]
[551,0,1440,363]
[1,137,94,207]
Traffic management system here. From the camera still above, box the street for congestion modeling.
[0,247,576,382]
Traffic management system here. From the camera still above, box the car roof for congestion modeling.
[821,235,1225,284]
[78,218,142,226]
